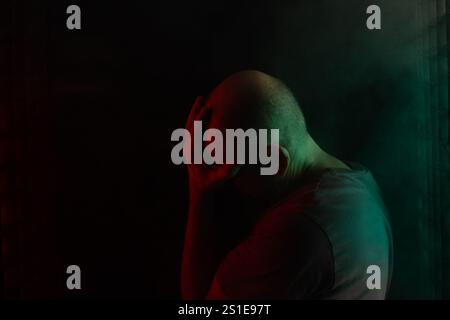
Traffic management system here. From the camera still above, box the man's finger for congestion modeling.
[186,96,204,130]
[195,104,211,123]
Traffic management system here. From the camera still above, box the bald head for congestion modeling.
[177,70,346,199]
[205,70,308,154]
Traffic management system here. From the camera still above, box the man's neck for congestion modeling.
[297,136,349,175]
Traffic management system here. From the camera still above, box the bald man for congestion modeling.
[180,70,393,300]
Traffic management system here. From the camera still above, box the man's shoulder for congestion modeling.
[268,163,384,214]
[313,165,388,221]
[260,163,392,249]
[254,162,390,238]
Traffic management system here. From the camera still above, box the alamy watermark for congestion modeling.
[171,121,280,175]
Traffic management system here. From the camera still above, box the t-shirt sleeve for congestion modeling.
[207,210,334,299]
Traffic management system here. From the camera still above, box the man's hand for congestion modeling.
[185,96,240,196]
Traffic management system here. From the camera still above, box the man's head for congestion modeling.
[203,70,312,198]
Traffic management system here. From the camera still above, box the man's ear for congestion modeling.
[276,145,290,177]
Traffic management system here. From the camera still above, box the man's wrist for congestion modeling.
[189,185,212,201]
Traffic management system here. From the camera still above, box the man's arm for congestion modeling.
[180,96,241,299]
[205,212,334,299]
[181,190,223,299]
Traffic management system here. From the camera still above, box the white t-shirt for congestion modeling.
[212,162,393,299]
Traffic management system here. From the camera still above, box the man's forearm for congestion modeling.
[181,191,223,299]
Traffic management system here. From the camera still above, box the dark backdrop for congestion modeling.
[0,0,449,299]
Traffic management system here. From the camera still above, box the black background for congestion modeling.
[1,0,449,299]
